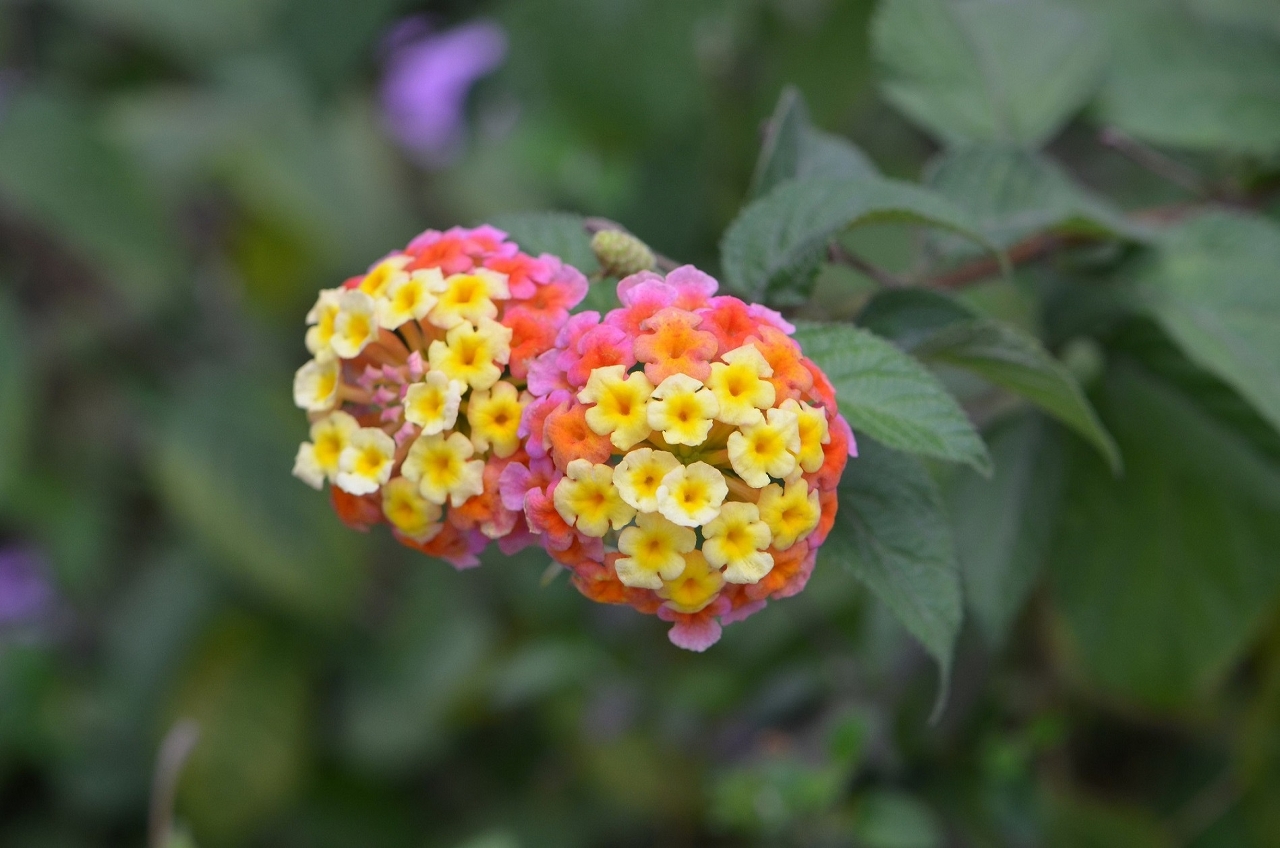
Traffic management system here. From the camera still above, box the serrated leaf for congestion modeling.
[947,413,1065,646]
[750,86,877,200]
[820,441,962,710]
[796,322,991,473]
[872,0,1107,146]
[914,320,1120,471]
[1137,212,1280,437]
[721,175,995,306]
[491,211,600,276]
[1051,359,1280,707]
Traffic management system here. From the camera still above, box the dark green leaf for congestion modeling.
[857,288,976,348]
[872,0,1107,146]
[491,211,600,276]
[821,441,963,705]
[947,413,1065,645]
[796,323,991,472]
[0,292,33,507]
[749,86,877,200]
[722,175,995,306]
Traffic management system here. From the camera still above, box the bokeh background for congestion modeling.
[2,0,1280,845]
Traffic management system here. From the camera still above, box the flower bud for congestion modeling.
[590,229,656,278]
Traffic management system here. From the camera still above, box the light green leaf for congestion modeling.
[914,320,1120,471]
[947,413,1065,645]
[1051,360,1280,707]
[721,175,995,306]
[749,86,877,200]
[852,791,944,848]
[1137,212,1280,437]
[0,89,181,314]
[796,323,991,473]
[491,211,600,276]
[872,0,1107,146]
[821,441,963,710]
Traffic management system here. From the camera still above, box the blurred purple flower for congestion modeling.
[0,547,53,626]
[379,17,508,167]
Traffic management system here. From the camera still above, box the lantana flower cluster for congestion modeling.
[291,225,587,567]
[509,266,855,650]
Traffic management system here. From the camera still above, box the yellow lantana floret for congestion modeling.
[381,476,443,542]
[703,502,774,584]
[727,407,800,488]
[656,461,727,527]
[330,290,380,359]
[427,318,512,390]
[553,459,637,537]
[615,513,696,590]
[658,550,725,614]
[293,357,340,412]
[335,427,397,495]
[401,431,485,506]
[358,255,411,299]
[613,448,681,512]
[403,371,465,435]
[305,289,342,358]
[780,398,830,473]
[707,344,776,426]
[427,268,510,329]
[467,381,526,458]
[757,479,821,550]
[292,410,360,488]
[647,374,719,447]
[378,267,443,329]
[579,365,654,450]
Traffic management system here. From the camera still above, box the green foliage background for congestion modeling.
[1,0,1279,845]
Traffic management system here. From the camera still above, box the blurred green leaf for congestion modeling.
[1137,212,1280,438]
[0,291,33,507]
[947,413,1065,645]
[150,369,367,622]
[722,175,995,306]
[796,323,991,473]
[872,0,1107,146]
[821,441,963,706]
[851,790,943,848]
[749,86,877,200]
[168,613,309,845]
[857,288,976,348]
[1043,793,1170,848]
[53,0,283,62]
[0,89,181,314]
[1051,359,1280,707]
[490,211,600,275]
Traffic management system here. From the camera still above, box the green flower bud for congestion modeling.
[591,229,656,278]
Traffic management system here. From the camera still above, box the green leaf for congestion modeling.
[923,144,1150,250]
[857,288,977,348]
[797,323,991,472]
[749,86,877,200]
[821,441,963,711]
[1137,212,1280,437]
[851,791,944,848]
[1051,359,1280,707]
[53,0,282,62]
[914,320,1120,471]
[149,369,368,622]
[947,413,1065,645]
[491,211,600,276]
[0,292,33,507]
[721,175,995,306]
[0,89,181,314]
[872,0,1107,146]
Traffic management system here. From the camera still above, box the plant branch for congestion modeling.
[827,242,909,288]
[1099,126,1211,197]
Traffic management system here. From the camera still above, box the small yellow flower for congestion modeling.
[780,398,830,473]
[658,550,725,614]
[293,357,341,412]
[401,431,485,506]
[615,513,696,589]
[358,255,411,299]
[427,318,512,390]
[467,380,526,457]
[330,290,380,359]
[756,479,820,550]
[707,343,776,426]
[378,268,443,329]
[579,365,654,450]
[292,443,325,489]
[335,427,397,495]
[427,268,510,329]
[613,448,681,512]
[656,461,727,527]
[647,373,719,446]
[381,476,443,542]
[727,407,800,488]
[305,288,342,358]
[403,371,466,435]
[293,410,361,488]
[702,502,774,584]
[553,458,637,537]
